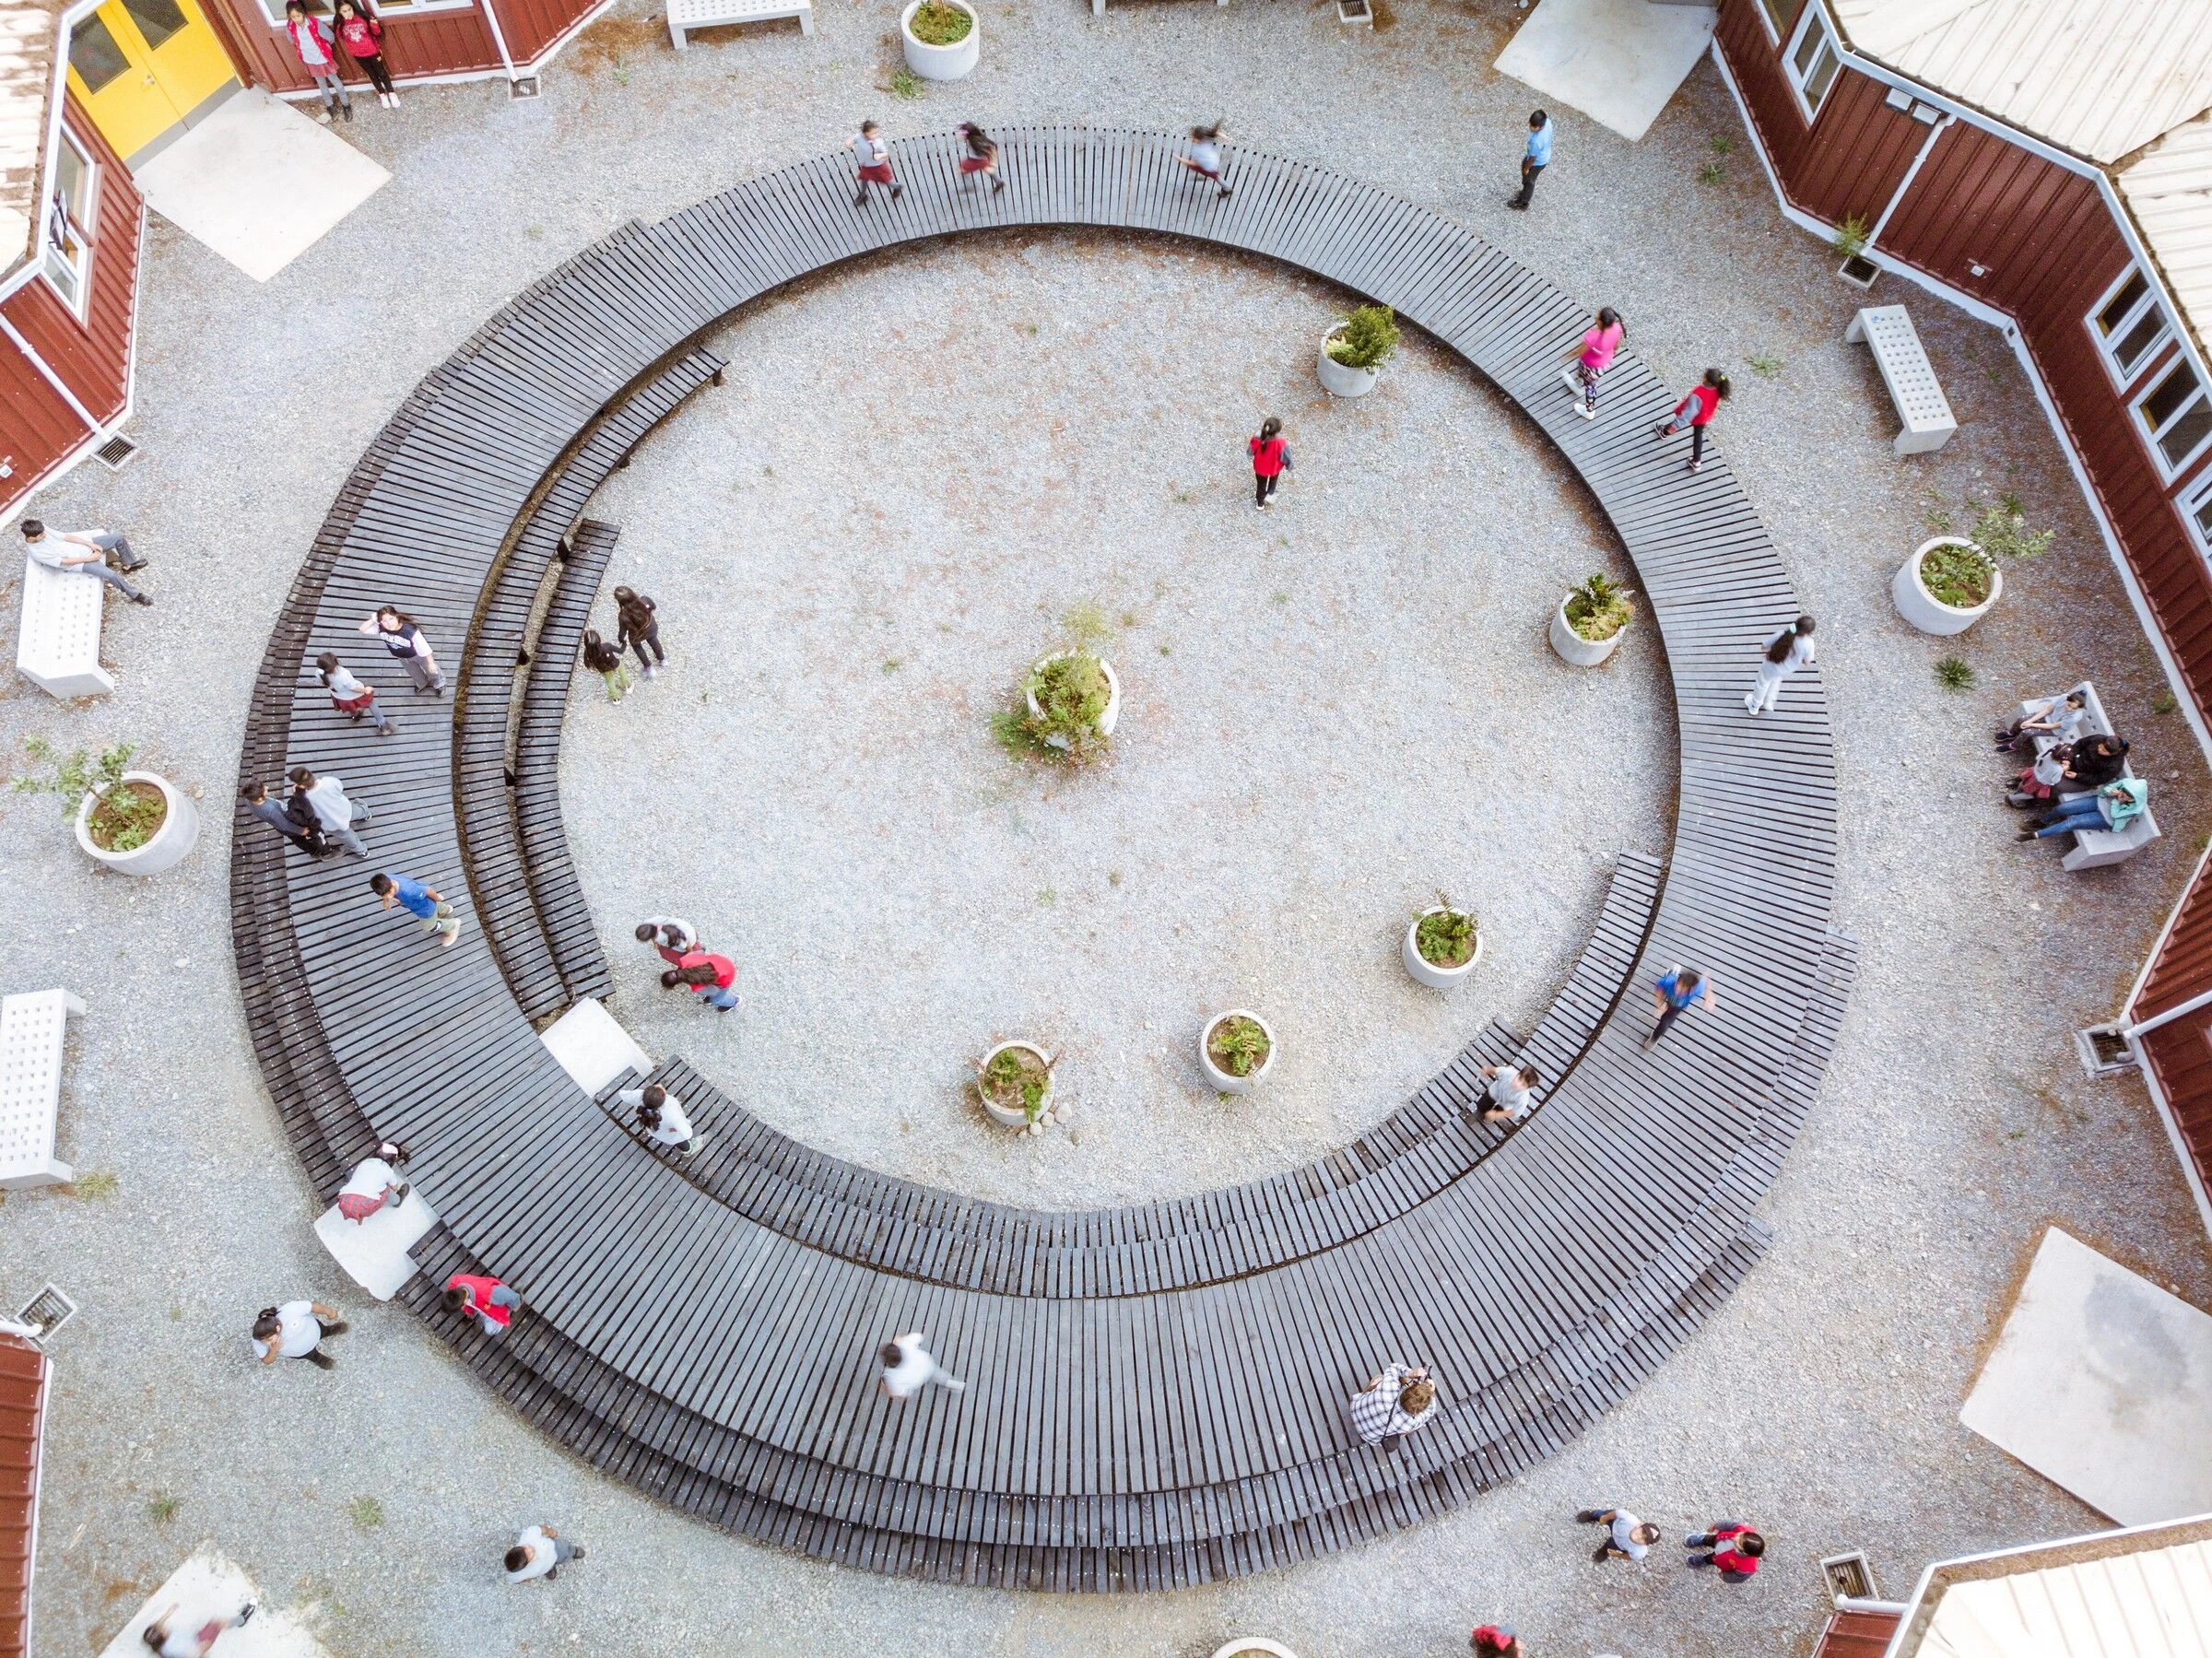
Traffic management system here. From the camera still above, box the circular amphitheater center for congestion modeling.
[237,130,1844,1591]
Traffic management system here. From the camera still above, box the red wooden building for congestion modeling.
[1712,0,2212,1235]
[1,0,610,526]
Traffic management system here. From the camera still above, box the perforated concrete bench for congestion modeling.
[2020,682,2161,870]
[0,991,83,1189]
[1093,0,1226,15]
[1846,305,1957,456]
[666,0,811,47]
[15,559,113,700]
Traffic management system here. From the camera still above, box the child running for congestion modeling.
[1653,368,1730,473]
[958,121,1005,194]
[1563,306,1625,420]
[1180,123,1231,198]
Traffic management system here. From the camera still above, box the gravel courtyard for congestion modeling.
[6,0,2212,1653]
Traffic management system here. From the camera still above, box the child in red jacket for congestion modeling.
[335,0,398,108]
[1686,1519,1764,1581]
[1653,368,1731,474]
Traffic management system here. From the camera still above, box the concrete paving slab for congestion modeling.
[1961,1228,2212,1525]
[133,89,388,283]
[100,1546,331,1657]
[539,997,652,1094]
[1496,0,1717,142]
[312,1188,438,1300]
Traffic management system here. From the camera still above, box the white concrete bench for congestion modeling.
[2019,681,2161,871]
[15,557,114,699]
[666,0,811,47]
[1,990,84,1190]
[1094,0,1226,15]
[1845,305,1957,456]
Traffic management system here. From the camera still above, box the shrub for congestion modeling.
[982,1046,1050,1123]
[1936,655,1974,690]
[1208,1015,1271,1079]
[1971,499,2053,560]
[907,0,971,43]
[1917,541,1994,609]
[1000,652,1112,762]
[11,737,166,852]
[1416,900,1477,970]
[1325,304,1401,371]
[1563,573,1633,642]
[1832,213,1872,259]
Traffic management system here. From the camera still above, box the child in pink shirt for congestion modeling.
[1564,306,1625,419]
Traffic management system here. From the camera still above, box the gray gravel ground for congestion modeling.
[6,1,2212,1653]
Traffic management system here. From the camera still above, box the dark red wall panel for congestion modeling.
[0,337,91,517]
[203,0,600,88]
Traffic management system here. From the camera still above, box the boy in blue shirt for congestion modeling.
[1511,110,1552,210]
[371,873,462,947]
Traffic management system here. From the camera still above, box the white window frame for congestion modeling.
[2133,356,2212,483]
[1783,3,1843,122]
[1754,0,1798,45]
[38,128,97,322]
[2086,264,2175,390]
[257,0,469,29]
[2181,466,2212,562]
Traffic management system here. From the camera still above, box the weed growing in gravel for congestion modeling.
[1922,490,1955,535]
[1272,591,1289,605]
[1062,602,1112,648]
[889,66,924,100]
[881,659,901,674]
[147,1494,178,1524]
[348,1497,384,1529]
[1036,888,1055,906]
[1748,354,1783,377]
[1157,643,1171,655]
[1109,870,1123,886]
[1936,655,1975,690]
[1697,161,1725,185]
[2155,691,2180,715]
[66,1170,117,1199]
[1171,488,1194,503]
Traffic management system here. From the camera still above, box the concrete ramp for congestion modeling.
[1495,0,1718,144]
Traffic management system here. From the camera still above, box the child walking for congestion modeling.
[1746,615,1816,715]
[581,629,630,700]
[316,652,394,735]
[1249,417,1290,510]
[1180,123,1231,197]
[614,586,664,677]
[958,122,1005,194]
[1653,368,1729,473]
[1563,307,1624,419]
[850,120,902,207]
[335,0,397,108]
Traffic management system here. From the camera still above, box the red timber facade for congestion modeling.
[207,0,614,100]
[0,93,144,523]
[1712,0,2212,1236]
[0,1334,50,1658]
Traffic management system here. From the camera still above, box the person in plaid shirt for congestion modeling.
[1347,1363,1437,1452]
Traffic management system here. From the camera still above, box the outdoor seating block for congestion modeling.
[666,0,812,48]
[316,1186,441,1299]
[1845,304,1957,456]
[1094,0,1226,15]
[15,558,113,700]
[0,990,84,1190]
[2021,682,2161,868]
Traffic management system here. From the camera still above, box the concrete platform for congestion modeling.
[313,1185,440,1300]
[1495,0,1718,143]
[1961,1228,2212,1526]
[100,1546,331,1657]
[539,997,653,1094]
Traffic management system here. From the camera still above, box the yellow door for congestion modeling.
[66,0,235,161]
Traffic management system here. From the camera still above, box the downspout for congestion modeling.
[477,0,521,83]
[0,308,101,432]
[1865,112,1954,250]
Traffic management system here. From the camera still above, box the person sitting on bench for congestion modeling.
[1994,690,2090,754]
[2006,741,2074,808]
[2066,732,2129,789]
[335,1143,410,1222]
[2020,777,2147,842]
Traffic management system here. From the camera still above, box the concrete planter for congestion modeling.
[1024,654,1119,750]
[1316,323,1380,397]
[1403,908,1483,989]
[1210,1644,1300,1658]
[1550,597,1626,666]
[74,771,198,875]
[1893,535,2000,636]
[1200,1010,1276,1095]
[977,1041,1056,1134]
[900,0,978,80]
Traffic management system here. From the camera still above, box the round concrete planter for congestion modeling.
[1210,1643,1299,1658]
[1893,535,2000,636]
[1403,908,1483,989]
[1550,597,1627,665]
[1024,654,1119,751]
[75,771,198,876]
[1200,1010,1276,1095]
[1316,323,1380,397]
[900,0,978,80]
[977,1041,1055,1134]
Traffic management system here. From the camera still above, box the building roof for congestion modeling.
[2118,113,2212,374]
[1831,0,2212,166]
[0,1333,50,1658]
[0,0,61,279]
[1888,1514,2212,1657]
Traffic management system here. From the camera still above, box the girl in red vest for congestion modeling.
[1249,416,1290,510]
[1653,368,1730,474]
[664,950,740,1012]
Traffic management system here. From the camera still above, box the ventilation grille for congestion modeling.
[15,1284,77,1344]
[95,433,138,471]
[509,75,541,99]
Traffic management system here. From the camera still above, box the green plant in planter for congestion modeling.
[1918,541,1995,609]
[11,737,167,853]
[907,0,971,43]
[1832,213,1873,260]
[1415,897,1477,970]
[1563,573,1633,642]
[982,1046,1050,1123]
[1325,304,1401,371]
[996,651,1112,762]
[1209,1015,1270,1078]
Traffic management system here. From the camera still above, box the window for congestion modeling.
[65,12,130,92]
[2135,358,2212,479]
[254,0,463,26]
[2088,267,2174,385]
[121,0,188,48]
[1784,5,1842,120]
[2182,468,2212,559]
[40,133,95,316]
[1755,0,1798,41]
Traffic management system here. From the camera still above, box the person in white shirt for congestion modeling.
[252,1299,347,1370]
[19,518,150,604]
[1477,1062,1541,1124]
[1179,122,1231,197]
[1745,615,1816,715]
[139,1601,253,1656]
[315,652,394,736]
[849,120,902,207]
[288,766,370,857]
[634,916,700,966]
[1578,1505,1661,1562]
[504,1523,582,1582]
[335,1143,409,1222]
[1347,1363,1437,1452]
[619,1083,700,1155]
[879,1331,965,1400]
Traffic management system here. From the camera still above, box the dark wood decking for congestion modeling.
[230,133,1851,1589]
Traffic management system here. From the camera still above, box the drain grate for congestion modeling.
[15,1283,78,1343]
[509,75,541,99]
[94,433,138,471]
[1821,1549,1877,1603]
